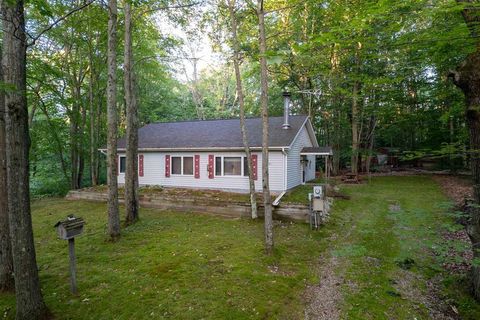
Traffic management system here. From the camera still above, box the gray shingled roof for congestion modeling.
[117,115,308,150]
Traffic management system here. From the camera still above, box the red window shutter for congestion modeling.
[252,154,258,180]
[208,154,214,179]
[165,155,170,177]
[139,154,144,177]
[194,155,200,179]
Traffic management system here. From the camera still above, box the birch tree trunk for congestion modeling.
[0,54,14,292]
[107,0,121,239]
[1,0,49,317]
[257,0,273,254]
[228,0,257,219]
[124,0,139,225]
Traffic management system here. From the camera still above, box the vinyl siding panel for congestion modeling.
[117,151,285,193]
[286,125,314,190]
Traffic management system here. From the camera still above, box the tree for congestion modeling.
[256,0,273,254]
[107,0,121,240]
[124,0,139,224]
[227,0,258,219]
[450,0,480,301]
[0,52,14,292]
[1,0,49,317]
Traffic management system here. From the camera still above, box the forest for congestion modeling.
[2,0,480,319]
[22,0,472,196]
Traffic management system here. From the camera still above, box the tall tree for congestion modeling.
[1,0,49,318]
[227,0,258,219]
[107,0,121,239]
[0,51,14,292]
[124,0,139,224]
[256,0,273,254]
[450,0,480,301]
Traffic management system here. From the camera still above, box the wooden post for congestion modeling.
[68,238,77,294]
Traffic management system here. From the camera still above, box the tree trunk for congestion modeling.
[1,0,49,318]
[228,0,258,219]
[124,1,139,225]
[351,43,362,175]
[451,0,480,300]
[351,80,360,175]
[451,50,480,300]
[107,0,120,240]
[257,0,273,254]
[0,52,14,292]
[89,54,97,186]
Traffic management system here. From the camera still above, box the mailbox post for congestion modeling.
[54,215,85,295]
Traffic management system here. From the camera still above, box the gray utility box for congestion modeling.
[54,215,85,240]
[312,185,327,211]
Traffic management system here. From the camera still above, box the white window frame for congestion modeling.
[119,155,126,174]
[214,156,247,177]
[171,156,194,176]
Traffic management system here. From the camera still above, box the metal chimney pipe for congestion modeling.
[282,91,291,129]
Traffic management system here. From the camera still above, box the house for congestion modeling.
[110,102,332,193]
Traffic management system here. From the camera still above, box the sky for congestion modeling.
[153,10,220,83]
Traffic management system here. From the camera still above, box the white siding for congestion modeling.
[117,151,286,193]
[286,125,315,189]
[306,154,316,181]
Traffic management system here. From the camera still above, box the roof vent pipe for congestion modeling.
[282,91,291,129]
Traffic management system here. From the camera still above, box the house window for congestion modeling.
[224,157,242,176]
[171,157,182,175]
[215,157,222,176]
[183,157,193,175]
[243,157,249,176]
[119,156,126,173]
[171,156,194,176]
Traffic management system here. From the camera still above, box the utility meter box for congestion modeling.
[312,185,326,211]
[313,186,323,198]
[54,215,85,240]
[312,198,324,211]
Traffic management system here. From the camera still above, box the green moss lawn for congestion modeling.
[1,176,480,319]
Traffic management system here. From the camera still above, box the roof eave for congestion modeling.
[98,146,289,152]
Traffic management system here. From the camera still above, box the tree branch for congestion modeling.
[136,2,202,16]
[27,0,96,47]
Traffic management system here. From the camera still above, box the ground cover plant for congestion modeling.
[0,199,322,319]
[2,176,480,319]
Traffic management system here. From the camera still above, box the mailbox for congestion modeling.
[54,215,85,240]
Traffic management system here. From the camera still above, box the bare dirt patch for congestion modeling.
[393,270,461,320]
[303,255,343,320]
[432,175,473,274]
[432,175,473,207]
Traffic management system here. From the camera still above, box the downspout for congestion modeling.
[282,147,288,191]
[273,147,288,207]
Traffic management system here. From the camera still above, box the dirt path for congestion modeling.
[303,175,479,319]
[304,255,342,320]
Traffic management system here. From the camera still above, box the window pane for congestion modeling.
[120,156,126,173]
[215,157,222,176]
[183,157,193,175]
[172,157,181,174]
[224,157,241,176]
[243,157,249,176]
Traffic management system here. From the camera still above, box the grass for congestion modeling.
[0,199,322,319]
[2,176,480,319]
[320,176,480,319]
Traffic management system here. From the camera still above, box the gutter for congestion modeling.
[98,146,290,152]
[282,147,288,192]
[272,191,286,207]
